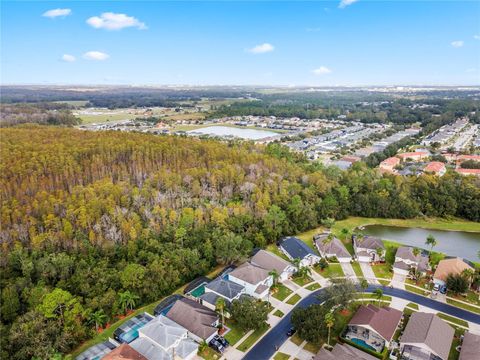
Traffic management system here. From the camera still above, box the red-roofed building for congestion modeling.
[397,151,429,162]
[424,161,446,176]
[379,157,400,173]
[457,154,480,163]
[456,168,480,177]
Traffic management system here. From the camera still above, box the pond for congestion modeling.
[187,126,279,140]
[362,225,480,262]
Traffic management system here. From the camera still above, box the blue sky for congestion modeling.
[1,1,479,86]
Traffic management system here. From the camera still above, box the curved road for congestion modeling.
[242,285,480,360]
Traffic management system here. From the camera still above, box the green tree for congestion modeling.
[120,263,146,292]
[215,297,226,328]
[263,205,287,241]
[231,297,269,331]
[446,274,469,294]
[360,278,369,291]
[1,284,20,323]
[269,269,279,287]
[118,291,139,314]
[322,279,357,310]
[37,288,84,326]
[88,309,107,332]
[425,234,437,253]
[373,288,383,304]
[324,312,335,346]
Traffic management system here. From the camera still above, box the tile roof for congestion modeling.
[400,312,454,360]
[434,258,473,282]
[280,236,316,260]
[314,234,351,258]
[456,168,480,176]
[138,315,187,350]
[254,284,269,294]
[102,344,147,360]
[166,298,218,340]
[355,236,384,251]
[380,157,400,166]
[205,278,244,300]
[229,262,270,285]
[250,249,291,273]
[349,304,402,342]
[424,161,446,173]
[459,332,480,360]
[314,343,378,360]
[397,151,429,159]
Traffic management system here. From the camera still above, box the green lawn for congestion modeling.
[224,320,248,346]
[356,293,392,301]
[351,262,364,277]
[448,328,465,360]
[273,352,291,360]
[272,284,294,301]
[306,282,322,291]
[273,309,285,317]
[286,294,302,305]
[290,334,304,346]
[198,347,222,360]
[406,302,419,310]
[446,298,480,314]
[405,284,430,296]
[303,342,321,354]
[448,290,480,306]
[437,313,469,328]
[237,325,270,352]
[371,263,393,280]
[293,275,313,286]
[266,244,291,262]
[316,263,344,278]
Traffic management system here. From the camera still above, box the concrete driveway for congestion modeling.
[340,262,358,283]
[391,273,406,289]
[359,262,379,284]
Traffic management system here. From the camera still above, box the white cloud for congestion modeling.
[42,8,72,18]
[339,0,358,9]
[451,40,464,48]
[312,66,332,75]
[83,51,110,61]
[62,54,76,62]
[474,35,480,40]
[86,12,147,30]
[247,43,274,54]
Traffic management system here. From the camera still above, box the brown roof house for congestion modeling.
[400,312,454,360]
[459,331,480,360]
[166,298,219,343]
[102,344,147,360]
[250,249,296,282]
[353,235,385,263]
[228,262,273,300]
[344,305,402,353]
[314,343,379,360]
[314,233,352,263]
[433,258,474,286]
[393,246,430,276]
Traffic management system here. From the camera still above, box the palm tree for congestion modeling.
[425,235,437,253]
[360,278,369,291]
[215,297,226,328]
[119,291,139,314]
[412,247,420,258]
[292,258,301,270]
[298,265,312,279]
[324,312,335,347]
[373,288,383,304]
[269,269,280,287]
[462,268,475,287]
[376,247,384,262]
[88,309,107,332]
[409,267,423,285]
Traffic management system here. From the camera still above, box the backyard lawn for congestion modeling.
[237,324,270,352]
[316,263,344,278]
[224,320,248,346]
[266,244,291,262]
[272,284,293,301]
[286,294,302,305]
[198,347,221,360]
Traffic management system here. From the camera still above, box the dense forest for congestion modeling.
[1,126,479,359]
[0,103,81,127]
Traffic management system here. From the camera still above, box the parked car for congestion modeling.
[286,327,296,337]
[209,339,224,353]
[433,284,440,292]
[440,285,447,294]
[213,335,229,347]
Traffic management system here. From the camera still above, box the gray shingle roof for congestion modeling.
[138,315,187,350]
[228,262,270,285]
[355,236,384,251]
[314,234,351,258]
[459,332,480,360]
[250,249,291,273]
[280,236,316,259]
[349,304,402,342]
[400,312,454,360]
[205,278,244,300]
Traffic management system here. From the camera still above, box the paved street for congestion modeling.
[242,285,480,360]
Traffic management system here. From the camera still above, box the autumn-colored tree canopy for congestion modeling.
[0,126,479,359]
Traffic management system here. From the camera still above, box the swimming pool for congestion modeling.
[118,323,144,343]
[189,284,206,298]
[349,338,377,352]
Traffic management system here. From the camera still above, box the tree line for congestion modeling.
[0,126,479,359]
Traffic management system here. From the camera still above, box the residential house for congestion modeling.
[113,313,155,344]
[166,298,219,343]
[314,233,352,263]
[344,305,402,352]
[228,262,272,300]
[392,246,430,276]
[314,343,379,360]
[379,157,400,173]
[279,236,321,267]
[353,235,385,263]
[250,249,296,282]
[456,168,480,177]
[459,332,480,360]
[199,278,245,311]
[456,154,480,166]
[433,257,474,287]
[424,161,447,176]
[400,312,454,360]
[397,151,429,162]
[102,344,147,360]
